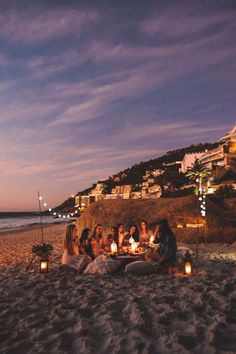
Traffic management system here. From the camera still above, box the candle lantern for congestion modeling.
[149,235,155,245]
[129,236,134,244]
[131,242,138,253]
[183,251,193,276]
[40,258,49,273]
[111,241,118,254]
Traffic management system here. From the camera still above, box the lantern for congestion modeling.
[183,251,192,276]
[149,235,155,245]
[131,242,138,253]
[111,241,118,254]
[129,236,134,244]
[185,262,192,275]
[40,258,49,273]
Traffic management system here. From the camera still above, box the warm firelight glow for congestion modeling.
[177,224,183,228]
[40,260,48,273]
[149,235,155,244]
[185,261,192,275]
[111,241,118,254]
[129,236,134,244]
[131,242,138,253]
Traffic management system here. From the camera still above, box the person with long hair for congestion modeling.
[61,223,79,266]
[122,224,139,244]
[107,226,119,245]
[139,220,151,243]
[117,223,128,247]
[151,219,177,271]
[91,224,107,257]
[79,228,93,259]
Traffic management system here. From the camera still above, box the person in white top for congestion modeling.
[117,223,128,248]
[61,223,79,267]
[139,220,151,243]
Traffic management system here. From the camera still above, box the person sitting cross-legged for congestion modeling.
[147,219,177,274]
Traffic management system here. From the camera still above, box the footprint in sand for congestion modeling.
[213,322,236,351]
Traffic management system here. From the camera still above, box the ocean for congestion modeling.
[0,212,73,231]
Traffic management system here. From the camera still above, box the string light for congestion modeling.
[37,194,78,220]
[199,187,207,218]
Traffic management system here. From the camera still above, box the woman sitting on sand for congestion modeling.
[79,228,94,259]
[107,226,119,245]
[117,224,128,247]
[139,220,151,243]
[122,224,139,244]
[61,224,79,267]
[147,219,177,273]
[91,224,107,257]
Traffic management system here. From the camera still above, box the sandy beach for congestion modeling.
[0,224,236,354]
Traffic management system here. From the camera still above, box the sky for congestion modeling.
[0,0,235,211]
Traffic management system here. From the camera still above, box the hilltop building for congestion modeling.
[88,182,105,201]
[180,152,206,173]
[199,125,236,170]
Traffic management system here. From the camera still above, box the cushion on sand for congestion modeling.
[125,261,159,275]
[177,246,194,259]
[83,255,121,275]
[58,264,76,272]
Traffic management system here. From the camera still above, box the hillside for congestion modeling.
[77,142,218,195]
[76,196,236,243]
[54,141,218,211]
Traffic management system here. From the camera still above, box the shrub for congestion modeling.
[215,185,236,198]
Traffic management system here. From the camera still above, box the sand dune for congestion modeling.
[0,224,236,354]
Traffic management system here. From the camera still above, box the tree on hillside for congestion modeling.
[215,184,236,198]
[186,159,211,182]
[156,170,187,193]
[185,159,211,192]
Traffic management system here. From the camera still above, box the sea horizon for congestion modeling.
[0,211,72,232]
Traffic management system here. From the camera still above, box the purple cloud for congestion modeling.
[0,7,98,43]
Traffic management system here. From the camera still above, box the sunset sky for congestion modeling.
[0,0,235,211]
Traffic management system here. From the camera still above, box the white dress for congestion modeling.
[61,249,91,271]
[61,249,79,268]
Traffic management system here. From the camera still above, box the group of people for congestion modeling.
[62,219,177,273]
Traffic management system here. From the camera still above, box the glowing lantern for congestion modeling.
[111,241,118,254]
[183,251,193,276]
[149,235,155,245]
[184,262,192,275]
[131,242,138,253]
[40,258,48,273]
[129,236,134,244]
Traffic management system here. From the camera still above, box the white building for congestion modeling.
[199,125,236,170]
[111,185,132,199]
[180,152,205,173]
